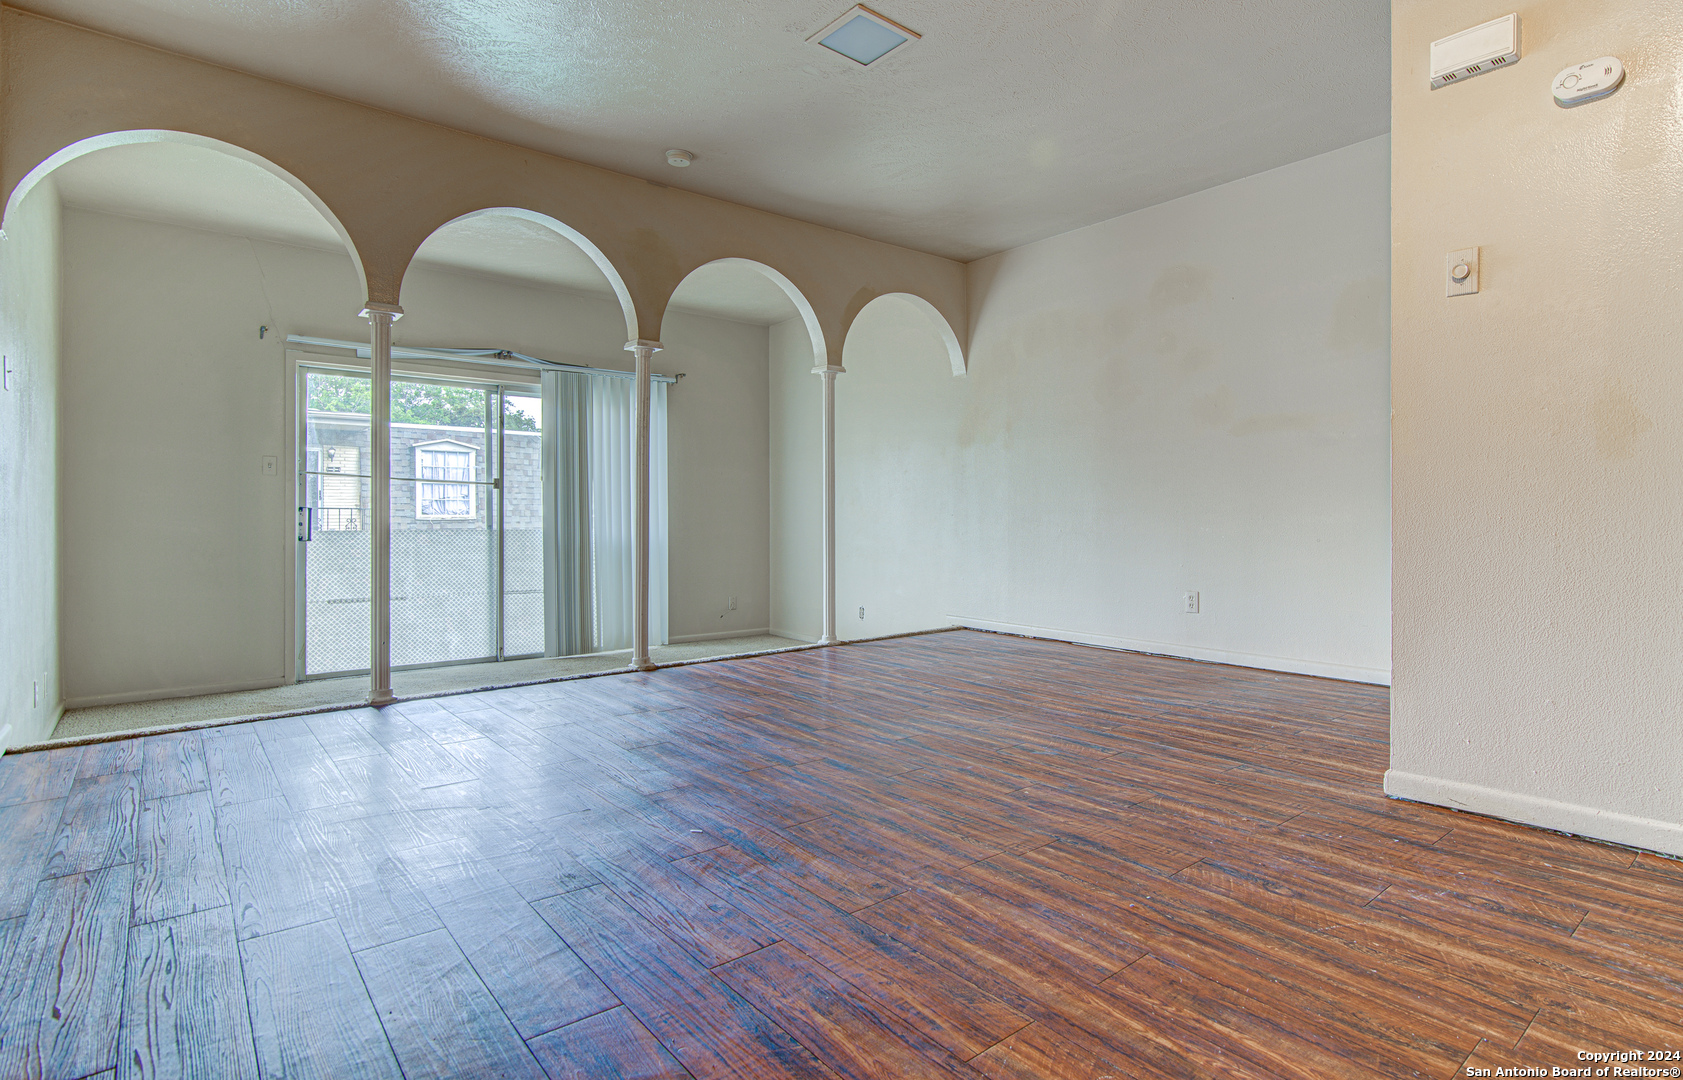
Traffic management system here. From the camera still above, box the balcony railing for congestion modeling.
[316,507,363,531]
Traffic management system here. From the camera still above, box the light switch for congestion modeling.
[262,456,279,476]
[1447,248,1480,297]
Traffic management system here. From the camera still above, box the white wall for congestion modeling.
[59,208,774,705]
[837,296,971,639]
[0,176,62,746]
[769,316,821,642]
[1388,0,1683,855]
[659,310,771,642]
[837,136,1393,682]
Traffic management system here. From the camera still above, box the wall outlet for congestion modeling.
[1183,591,1200,614]
[858,606,866,620]
[262,455,279,476]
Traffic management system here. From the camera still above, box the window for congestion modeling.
[319,444,363,530]
[415,441,476,520]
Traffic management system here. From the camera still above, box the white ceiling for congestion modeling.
[16,0,1390,262]
[51,142,804,325]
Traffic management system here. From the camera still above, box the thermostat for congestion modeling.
[1553,57,1624,107]
[1430,14,1520,89]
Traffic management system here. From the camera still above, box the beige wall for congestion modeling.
[0,175,60,747]
[659,310,773,643]
[59,207,779,705]
[0,8,965,366]
[1388,0,1683,853]
[836,295,970,639]
[834,137,1392,680]
[769,317,821,642]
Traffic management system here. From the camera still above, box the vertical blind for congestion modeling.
[541,370,668,656]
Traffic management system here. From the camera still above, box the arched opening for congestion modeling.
[0,132,369,741]
[6,130,368,302]
[267,207,651,682]
[660,259,828,649]
[849,292,967,377]
[836,293,971,640]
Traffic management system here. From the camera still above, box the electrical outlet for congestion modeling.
[262,456,279,476]
[858,606,866,620]
[1183,591,1200,614]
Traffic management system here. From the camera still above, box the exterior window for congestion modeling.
[415,442,476,520]
[319,445,363,530]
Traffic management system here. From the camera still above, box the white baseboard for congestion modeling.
[767,628,820,645]
[950,616,1391,686]
[63,677,287,710]
[1385,769,1683,858]
[667,627,775,644]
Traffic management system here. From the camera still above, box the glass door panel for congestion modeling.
[501,390,545,657]
[298,369,546,676]
[389,377,497,667]
[300,370,372,676]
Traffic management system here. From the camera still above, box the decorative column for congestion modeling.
[814,360,844,645]
[363,302,403,705]
[626,339,662,671]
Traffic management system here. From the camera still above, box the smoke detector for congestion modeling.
[665,149,694,168]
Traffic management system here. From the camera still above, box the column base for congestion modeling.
[816,635,836,646]
[369,690,396,707]
[630,658,657,672]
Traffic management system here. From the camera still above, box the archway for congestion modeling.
[346,208,648,671]
[3,131,370,734]
[6,129,368,302]
[846,291,968,377]
[834,292,972,641]
[400,207,640,343]
[660,259,830,648]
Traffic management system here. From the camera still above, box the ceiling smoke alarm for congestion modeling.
[665,149,694,168]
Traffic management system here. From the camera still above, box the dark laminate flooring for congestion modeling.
[0,629,1678,1079]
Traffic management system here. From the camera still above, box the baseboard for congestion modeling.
[63,677,287,710]
[1385,769,1683,858]
[950,616,1391,686]
[667,627,775,644]
[767,628,820,645]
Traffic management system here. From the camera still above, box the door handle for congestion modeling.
[297,506,315,541]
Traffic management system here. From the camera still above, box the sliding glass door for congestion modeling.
[297,368,545,677]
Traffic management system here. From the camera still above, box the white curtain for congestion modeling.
[582,373,668,652]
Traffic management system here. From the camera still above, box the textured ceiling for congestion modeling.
[19,0,1389,261]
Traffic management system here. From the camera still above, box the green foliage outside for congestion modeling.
[308,374,538,431]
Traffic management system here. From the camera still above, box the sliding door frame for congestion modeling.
[291,354,542,681]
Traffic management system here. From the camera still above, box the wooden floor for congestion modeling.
[0,631,1679,1080]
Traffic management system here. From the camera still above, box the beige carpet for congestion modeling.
[48,634,807,743]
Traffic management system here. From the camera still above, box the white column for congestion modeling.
[815,362,843,645]
[625,339,662,671]
[363,302,403,705]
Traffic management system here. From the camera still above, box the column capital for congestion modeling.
[811,363,846,376]
[360,302,404,321]
[624,339,663,354]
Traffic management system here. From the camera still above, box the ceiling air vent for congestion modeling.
[808,5,919,66]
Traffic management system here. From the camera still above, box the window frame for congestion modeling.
[413,439,478,521]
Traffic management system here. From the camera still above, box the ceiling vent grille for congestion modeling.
[807,5,920,66]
